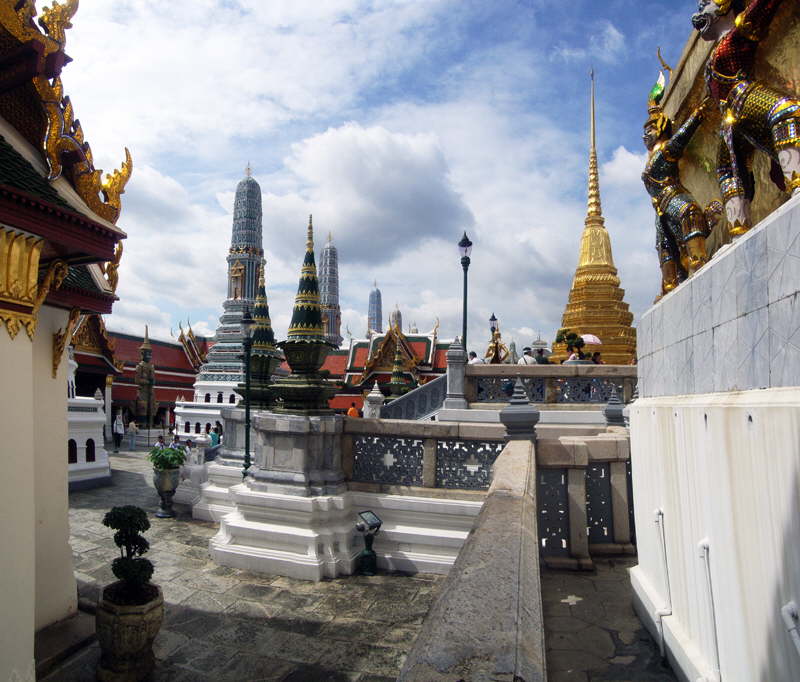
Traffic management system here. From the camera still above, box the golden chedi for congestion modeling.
[551,74,637,365]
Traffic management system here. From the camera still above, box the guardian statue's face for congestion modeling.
[692,0,725,41]
[643,123,660,151]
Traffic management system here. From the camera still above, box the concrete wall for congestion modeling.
[0,321,36,682]
[33,306,77,629]
[0,306,77,681]
[631,199,800,680]
[630,391,800,682]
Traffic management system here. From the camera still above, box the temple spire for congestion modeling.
[307,215,314,251]
[587,69,603,222]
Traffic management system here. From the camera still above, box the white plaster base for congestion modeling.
[192,461,246,521]
[210,486,483,581]
[629,389,800,682]
[68,396,111,491]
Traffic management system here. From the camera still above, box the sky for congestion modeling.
[63,0,699,353]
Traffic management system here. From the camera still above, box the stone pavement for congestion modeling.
[542,559,677,682]
[47,451,445,681]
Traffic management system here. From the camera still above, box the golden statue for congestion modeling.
[692,0,800,236]
[485,330,509,365]
[642,73,720,296]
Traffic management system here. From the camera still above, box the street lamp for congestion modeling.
[240,307,256,478]
[489,313,499,334]
[458,232,473,348]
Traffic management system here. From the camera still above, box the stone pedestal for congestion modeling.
[210,412,355,580]
[442,340,468,410]
[184,407,249,521]
[68,395,111,491]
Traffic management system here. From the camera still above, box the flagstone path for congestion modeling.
[48,451,445,681]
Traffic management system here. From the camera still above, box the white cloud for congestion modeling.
[603,146,647,187]
[552,21,627,64]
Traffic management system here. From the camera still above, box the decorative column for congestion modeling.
[363,382,384,419]
[443,339,468,410]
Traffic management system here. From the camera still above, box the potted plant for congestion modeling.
[96,505,163,681]
[148,446,185,518]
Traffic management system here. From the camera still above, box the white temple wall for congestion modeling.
[631,197,800,681]
[0,322,36,681]
[32,306,77,630]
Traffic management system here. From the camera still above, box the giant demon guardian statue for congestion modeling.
[643,73,721,296]
[692,0,800,237]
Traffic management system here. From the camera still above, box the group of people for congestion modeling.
[111,414,139,453]
[111,412,220,453]
[467,345,605,365]
[152,434,195,453]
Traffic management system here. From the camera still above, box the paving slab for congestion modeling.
[44,450,446,681]
[542,558,677,681]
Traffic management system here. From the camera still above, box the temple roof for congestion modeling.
[0,134,70,209]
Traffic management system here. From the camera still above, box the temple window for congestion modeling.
[68,439,77,464]
[229,394,236,404]
[86,439,95,463]
[204,393,211,403]
[195,423,201,434]
[185,422,190,433]
[205,423,212,433]
[217,392,223,403]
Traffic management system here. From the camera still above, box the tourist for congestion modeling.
[468,351,484,364]
[535,349,550,365]
[518,347,535,365]
[347,402,361,418]
[127,420,138,450]
[112,413,124,453]
[210,426,220,448]
[170,434,183,450]
[592,352,605,365]
[153,434,166,450]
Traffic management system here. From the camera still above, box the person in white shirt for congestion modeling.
[468,351,484,365]
[518,347,536,365]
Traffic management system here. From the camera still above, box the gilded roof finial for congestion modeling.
[140,324,151,351]
[307,215,314,252]
[245,162,252,178]
[587,69,604,222]
[258,262,265,288]
[328,231,333,243]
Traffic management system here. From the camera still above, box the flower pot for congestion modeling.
[152,467,180,518]
[96,585,163,681]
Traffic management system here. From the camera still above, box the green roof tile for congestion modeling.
[0,134,71,209]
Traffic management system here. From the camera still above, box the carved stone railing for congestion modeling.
[342,419,506,491]
[378,373,447,421]
[465,364,638,406]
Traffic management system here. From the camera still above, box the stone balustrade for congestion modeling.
[464,363,638,405]
[399,439,546,681]
[341,416,634,569]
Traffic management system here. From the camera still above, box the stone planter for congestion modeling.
[152,467,180,518]
[96,585,164,681]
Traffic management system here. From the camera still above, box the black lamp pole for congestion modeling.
[459,232,473,348]
[241,308,255,479]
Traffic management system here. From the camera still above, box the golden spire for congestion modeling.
[245,162,252,177]
[587,69,603,222]
[258,262,265,288]
[140,324,151,351]
[307,215,314,251]
[549,70,636,365]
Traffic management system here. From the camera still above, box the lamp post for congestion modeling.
[240,307,256,479]
[458,232,473,348]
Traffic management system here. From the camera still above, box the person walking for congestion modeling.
[518,347,536,365]
[127,420,138,450]
[535,349,550,365]
[347,402,361,418]
[209,426,220,448]
[112,413,124,453]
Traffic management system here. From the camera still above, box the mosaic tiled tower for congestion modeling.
[174,167,265,436]
[319,231,342,348]
[551,74,636,365]
[368,281,382,334]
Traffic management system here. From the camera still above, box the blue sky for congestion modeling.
[65,0,701,352]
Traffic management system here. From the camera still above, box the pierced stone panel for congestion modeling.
[627,459,636,545]
[586,463,614,543]
[560,377,623,403]
[538,468,569,557]
[475,377,544,402]
[352,435,423,486]
[435,440,504,489]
